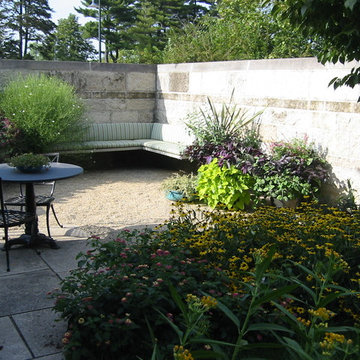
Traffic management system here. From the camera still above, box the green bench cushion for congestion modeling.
[53,122,194,159]
[150,123,194,145]
[141,140,187,157]
[85,123,153,141]
[54,140,146,151]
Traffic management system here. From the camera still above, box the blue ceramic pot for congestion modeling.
[166,190,184,201]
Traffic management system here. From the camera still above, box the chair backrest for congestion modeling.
[19,152,60,197]
[0,178,7,225]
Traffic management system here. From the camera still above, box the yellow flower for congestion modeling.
[308,307,335,321]
[78,317,85,324]
[173,345,194,360]
[239,262,249,271]
[201,296,217,309]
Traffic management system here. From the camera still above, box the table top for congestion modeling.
[0,162,84,183]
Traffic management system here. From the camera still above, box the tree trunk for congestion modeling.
[18,0,23,58]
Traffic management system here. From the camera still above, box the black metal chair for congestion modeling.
[0,177,35,271]
[5,153,63,238]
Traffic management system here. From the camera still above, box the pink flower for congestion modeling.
[166,313,174,322]
[121,297,127,303]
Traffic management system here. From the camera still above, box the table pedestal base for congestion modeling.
[4,233,60,250]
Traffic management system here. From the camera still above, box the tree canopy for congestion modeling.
[265,0,360,88]
[0,0,55,59]
[76,0,216,63]
[33,14,95,61]
[161,0,320,63]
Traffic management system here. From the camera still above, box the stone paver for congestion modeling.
[13,309,67,358]
[0,270,60,317]
[0,316,32,360]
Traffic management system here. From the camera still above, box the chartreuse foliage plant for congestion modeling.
[0,74,85,153]
[52,201,360,360]
[197,158,253,210]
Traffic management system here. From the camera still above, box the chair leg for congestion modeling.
[50,204,63,229]
[4,227,10,272]
[46,204,51,238]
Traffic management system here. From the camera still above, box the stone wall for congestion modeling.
[0,59,156,124]
[157,58,360,194]
[1,58,360,195]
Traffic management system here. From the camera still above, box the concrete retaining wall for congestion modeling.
[0,59,156,124]
[157,58,360,194]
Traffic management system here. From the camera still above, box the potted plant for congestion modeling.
[8,153,50,173]
[161,172,198,201]
[253,137,331,207]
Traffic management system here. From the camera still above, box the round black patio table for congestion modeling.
[0,162,83,249]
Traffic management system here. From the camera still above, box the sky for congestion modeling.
[48,0,87,25]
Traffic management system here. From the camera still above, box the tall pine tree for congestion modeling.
[76,0,215,63]
[33,14,96,61]
[0,0,54,59]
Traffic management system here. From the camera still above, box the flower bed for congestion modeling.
[51,202,360,360]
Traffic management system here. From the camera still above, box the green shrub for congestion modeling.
[197,158,253,210]
[0,74,85,153]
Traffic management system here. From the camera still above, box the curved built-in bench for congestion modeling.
[53,123,194,159]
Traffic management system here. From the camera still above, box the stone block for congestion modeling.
[84,98,126,111]
[127,72,156,91]
[126,99,156,111]
[88,111,112,123]
[169,72,189,93]
[110,111,141,123]
[48,70,126,92]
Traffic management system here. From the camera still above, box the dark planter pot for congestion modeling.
[16,165,46,173]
